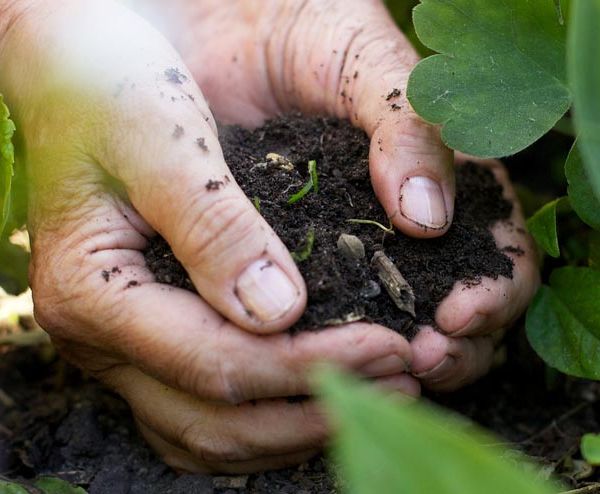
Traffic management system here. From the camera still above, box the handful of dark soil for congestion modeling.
[145,115,514,338]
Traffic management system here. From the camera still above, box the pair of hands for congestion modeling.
[0,0,539,473]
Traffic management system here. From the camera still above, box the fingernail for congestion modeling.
[236,259,298,322]
[359,354,407,377]
[413,355,455,380]
[400,176,447,229]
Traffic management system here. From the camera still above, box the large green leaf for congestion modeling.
[568,0,600,200]
[566,143,600,231]
[0,95,16,236]
[527,198,562,258]
[526,267,600,379]
[407,0,571,158]
[317,368,559,494]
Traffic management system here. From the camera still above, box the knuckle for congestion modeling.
[179,420,245,463]
[176,327,245,404]
[174,193,260,270]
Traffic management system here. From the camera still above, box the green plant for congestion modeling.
[291,226,315,262]
[346,218,395,235]
[316,368,560,494]
[287,160,319,205]
[0,477,87,493]
[406,0,600,382]
[0,95,29,294]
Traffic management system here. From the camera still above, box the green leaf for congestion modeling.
[566,143,600,231]
[407,0,571,158]
[568,0,600,199]
[316,368,559,494]
[0,95,16,236]
[581,434,600,466]
[287,160,319,205]
[0,481,29,494]
[34,477,87,494]
[527,199,562,258]
[526,267,600,379]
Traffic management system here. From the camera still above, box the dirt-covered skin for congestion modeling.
[146,115,514,336]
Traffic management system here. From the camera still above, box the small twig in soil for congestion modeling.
[347,218,395,235]
[371,251,416,317]
[291,227,315,262]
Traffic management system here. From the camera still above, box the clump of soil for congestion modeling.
[145,115,514,336]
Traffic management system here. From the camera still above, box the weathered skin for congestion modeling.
[0,0,538,473]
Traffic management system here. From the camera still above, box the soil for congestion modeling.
[2,330,600,493]
[145,115,514,336]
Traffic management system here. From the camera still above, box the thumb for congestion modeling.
[103,75,306,334]
[273,0,455,238]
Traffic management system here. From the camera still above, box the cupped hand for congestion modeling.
[0,0,417,473]
[147,0,539,390]
[411,157,540,391]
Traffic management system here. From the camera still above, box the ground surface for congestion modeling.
[2,330,600,493]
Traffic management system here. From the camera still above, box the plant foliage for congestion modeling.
[526,199,563,258]
[581,434,600,466]
[407,0,571,158]
[526,267,600,379]
[568,0,600,199]
[316,368,559,494]
[0,95,16,236]
[288,160,319,205]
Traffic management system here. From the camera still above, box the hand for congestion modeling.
[145,0,539,390]
[0,0,416,473]
[410,157,540,391]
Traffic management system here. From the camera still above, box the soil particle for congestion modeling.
[164,68,188,85]
[126,280,139,289]
[172,125,184,139]
[111,267,121,274]
[101,271,110,282]
[385,88,402,100]
[197,137,209,151]
[145,115,514,337]
[390,103,402,111]
[205,179,225,191]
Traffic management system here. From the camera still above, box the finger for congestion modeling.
[266,0,454,237]
[31,181,412,404]
[100,74,307,335]
[411,327,494,392]
[373,373,421,398]
[138,421,319,475]
[104,365,327,467]
[435,160,540,336]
